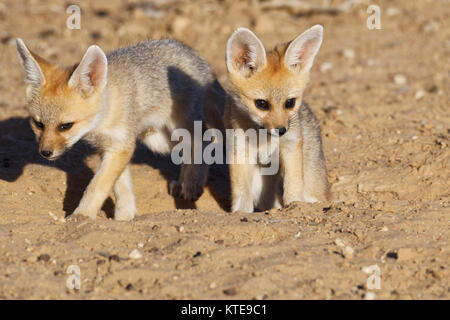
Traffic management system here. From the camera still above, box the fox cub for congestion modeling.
[16,39,224,220]
[224,25,329,213]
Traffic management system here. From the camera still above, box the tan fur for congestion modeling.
[225,27,329,213]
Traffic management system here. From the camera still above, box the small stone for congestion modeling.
[423,20,439,33]
[320,62,333,73]
[343,246,354,258]
[125,283,133,291]
[386,7,400,16]
[129,249,142,259]
[427,85,438,93]
[294,231,301,239]
[137,242,144,248]
[386,251,398,260]
[223,288,237,296]
[193,251,202,258]
[109,254,120,262]
[342,48,355,59]
[415,90,425,100]
[209,282,217,289]
[393,74,407,85]
[37,254,50,262]
[26,256,37,263]
[334,238,345,247]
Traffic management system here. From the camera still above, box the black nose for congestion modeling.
[41,150,53,158]
[277,127,287,136]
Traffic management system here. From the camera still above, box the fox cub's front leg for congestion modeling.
[72,147,134,220]
[229,163,254,213]
[169,163,208,202]
[113,166,137,221]
[281,140,305,206]
[281,137,329,205]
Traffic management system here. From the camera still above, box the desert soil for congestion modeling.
[0,0,448,299]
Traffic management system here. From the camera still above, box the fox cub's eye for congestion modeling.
[59,122,74,131]
[285,98,296,109]
[254,99,270,110]
[33,119,44,129]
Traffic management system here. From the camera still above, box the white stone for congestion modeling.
[393,74,407,85]
[320,62,333,73]
[415,90,425,100]
[343,48,355,59]
[129,249,142,259]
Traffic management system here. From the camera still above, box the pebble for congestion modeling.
[37,254,50,262]
[423,20,439,33]
[294,231,301,238]
[320,62,333,73]
[386,251,398,260]
[223,288,237,296]
[343,246,354,258]
[137,242,144,248]
[415,90,425,100]
[26,256,37,263]
[129,249,142,259]
[393,74,407,85]
[109,254,120,262]
[343,48,355,59]
[209,282,217,289]
[386,7,400,16]
[334,238,345,248]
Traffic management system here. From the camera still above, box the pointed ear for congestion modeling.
[68,45,108,95]
[16,38,46,87]
[284,25,323,72]
[226,28,266,77]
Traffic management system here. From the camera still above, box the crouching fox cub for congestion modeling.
[224,25,330,213]
[16,39,224,220]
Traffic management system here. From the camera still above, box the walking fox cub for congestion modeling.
[224,25,329,213]
[16,39,224,220]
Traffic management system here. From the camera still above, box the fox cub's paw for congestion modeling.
[231,196,254,213]
[169,180,204,202]
[69,207,98,220]
[114,205,136,221]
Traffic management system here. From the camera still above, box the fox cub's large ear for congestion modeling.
[16,38,45,87]
[284,25,323,72]
[226,28,266,78]
[69,45,108,96]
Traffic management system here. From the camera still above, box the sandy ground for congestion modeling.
[0,0,448,299]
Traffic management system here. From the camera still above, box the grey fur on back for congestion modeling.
[104,39,222,136]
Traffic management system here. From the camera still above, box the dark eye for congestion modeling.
[285,98,296,109]
[59,122,74,131]
[254,99,270,110]
[33,119,44,129]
